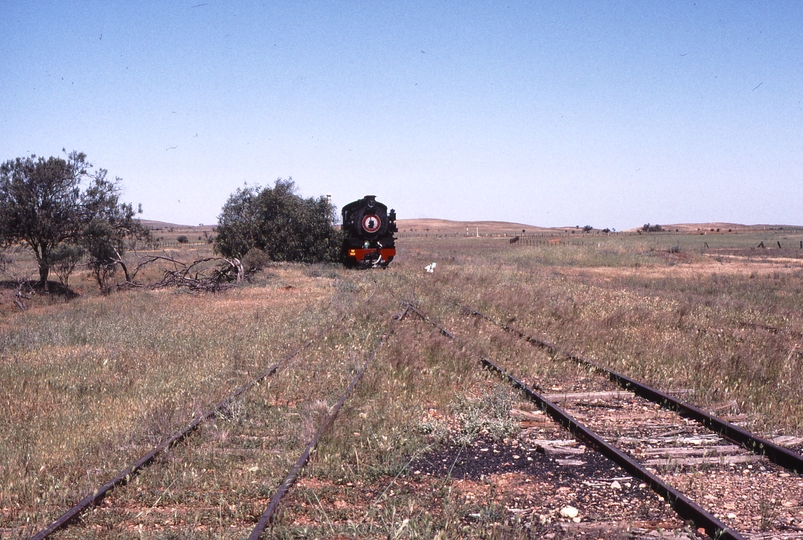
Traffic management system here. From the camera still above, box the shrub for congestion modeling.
[241,247,271,274]
[49,243,85,289]
[215,178,342,263]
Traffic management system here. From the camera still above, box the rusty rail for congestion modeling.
[405,302,744,540]
[248,330,392,539]
[480,356,744,540]
[32,339,319,540]
[463,306,803,475]
[32,281,382,538]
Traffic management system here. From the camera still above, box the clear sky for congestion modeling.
[2,1,801,230]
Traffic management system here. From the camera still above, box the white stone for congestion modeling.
[560,506,579,519]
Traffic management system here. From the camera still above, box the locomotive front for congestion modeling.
[341,195,397,268]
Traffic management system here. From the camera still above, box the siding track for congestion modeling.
[405,301,803,539]
[463,305,803,475]
[31,332,321,539]
[30,286,385,539]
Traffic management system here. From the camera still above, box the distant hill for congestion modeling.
[396,218,550,236]
[398,219,803,236]
[139,218,799,236]
[139,220,217,232]
[626,223,801,233]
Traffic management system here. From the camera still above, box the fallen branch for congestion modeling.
[2,268,36,311]
[122,253,244,292]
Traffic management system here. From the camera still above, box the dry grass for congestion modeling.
[1,227,802,538]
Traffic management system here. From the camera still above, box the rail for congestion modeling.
[463,305,803,474]
[404,302,744,540]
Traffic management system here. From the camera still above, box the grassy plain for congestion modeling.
[1,223,802,538]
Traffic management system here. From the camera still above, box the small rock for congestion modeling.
[560,506,579,519]
[727,513,737,519]
[611,480,622,490]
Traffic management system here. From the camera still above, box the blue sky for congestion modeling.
[2,1,801,230]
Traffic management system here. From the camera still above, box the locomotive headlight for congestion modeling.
[348,249,356,256]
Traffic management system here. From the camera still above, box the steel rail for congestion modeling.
[464,306,803,475]
[405,302,744,540]
[480,356,744,540]
[249,330,392,539]
[31,289,379,540]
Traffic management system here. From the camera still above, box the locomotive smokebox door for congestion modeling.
[341,195,397,269]
[362,214,381,234]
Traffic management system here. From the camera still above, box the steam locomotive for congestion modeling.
[341,195,397,268]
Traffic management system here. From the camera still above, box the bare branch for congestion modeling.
[120,253,244,292]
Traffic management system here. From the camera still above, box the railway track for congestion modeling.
[32,334,315,539]
[9,279,802,538]
[404,301,803,539]
[464,305,803,474]
[25,288,396,539]
[248,329,393,539]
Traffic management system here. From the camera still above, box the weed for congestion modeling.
[449,386,518,445]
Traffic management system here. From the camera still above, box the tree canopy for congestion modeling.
[215,178,341,264]
[0,150,144,290]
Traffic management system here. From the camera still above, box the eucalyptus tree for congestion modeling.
[0,150,144,290]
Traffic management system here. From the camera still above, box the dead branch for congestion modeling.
[2,269,36,311]
[121,253,244,292]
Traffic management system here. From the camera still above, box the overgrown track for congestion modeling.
[406,302,803,539]
[32,333,323,539]
[31,285,383,539]
[249,327,395,539]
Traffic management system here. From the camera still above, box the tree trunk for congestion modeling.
[113,249,131,283]
[118,259,131,283]
[38,261,49,291]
